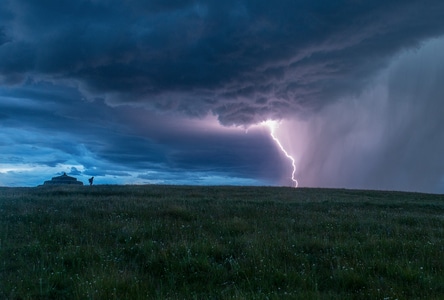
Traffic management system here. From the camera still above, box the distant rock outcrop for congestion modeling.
[43,172,83,186]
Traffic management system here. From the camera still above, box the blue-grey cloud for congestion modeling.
[1,1,444,191]
[2,0,444,125]
[291,38,444,193]
[0,81,285,186]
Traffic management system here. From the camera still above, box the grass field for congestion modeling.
[1,185,444,299]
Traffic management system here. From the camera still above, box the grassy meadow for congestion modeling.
[1,185,444,299]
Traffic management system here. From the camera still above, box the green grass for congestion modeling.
[1,185,444,299]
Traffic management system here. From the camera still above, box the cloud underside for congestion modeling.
[2,0,444,125]
[1,1,444,192]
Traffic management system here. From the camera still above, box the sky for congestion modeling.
[1,0,444,193]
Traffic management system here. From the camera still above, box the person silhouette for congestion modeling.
[88,176,94,186]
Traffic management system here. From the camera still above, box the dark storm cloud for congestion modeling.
[292,38,444,193]
[370,42,444,192]
[2,0,444,125]
[0,81,285,184]
[0,28,8,45]
[2,1,444,190]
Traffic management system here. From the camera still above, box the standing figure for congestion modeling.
[88,176,94,186]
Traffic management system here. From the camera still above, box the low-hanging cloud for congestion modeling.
[284,38,444,193]
[0,81,286,186]
[1,1,444,191]
[2,0,444,125]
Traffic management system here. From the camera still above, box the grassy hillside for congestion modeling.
[1,185,444,299]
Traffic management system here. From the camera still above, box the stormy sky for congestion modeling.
[1,0,444,193]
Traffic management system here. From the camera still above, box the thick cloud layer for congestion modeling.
[0,82,285,186]
[2,0,444,124]
[1,1,444,191]
[278,38,444,193]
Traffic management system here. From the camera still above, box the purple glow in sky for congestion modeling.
[1,1,444,193]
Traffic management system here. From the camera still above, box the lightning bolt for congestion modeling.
[263,120,298,188]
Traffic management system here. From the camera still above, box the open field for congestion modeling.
[1,185,444,299]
